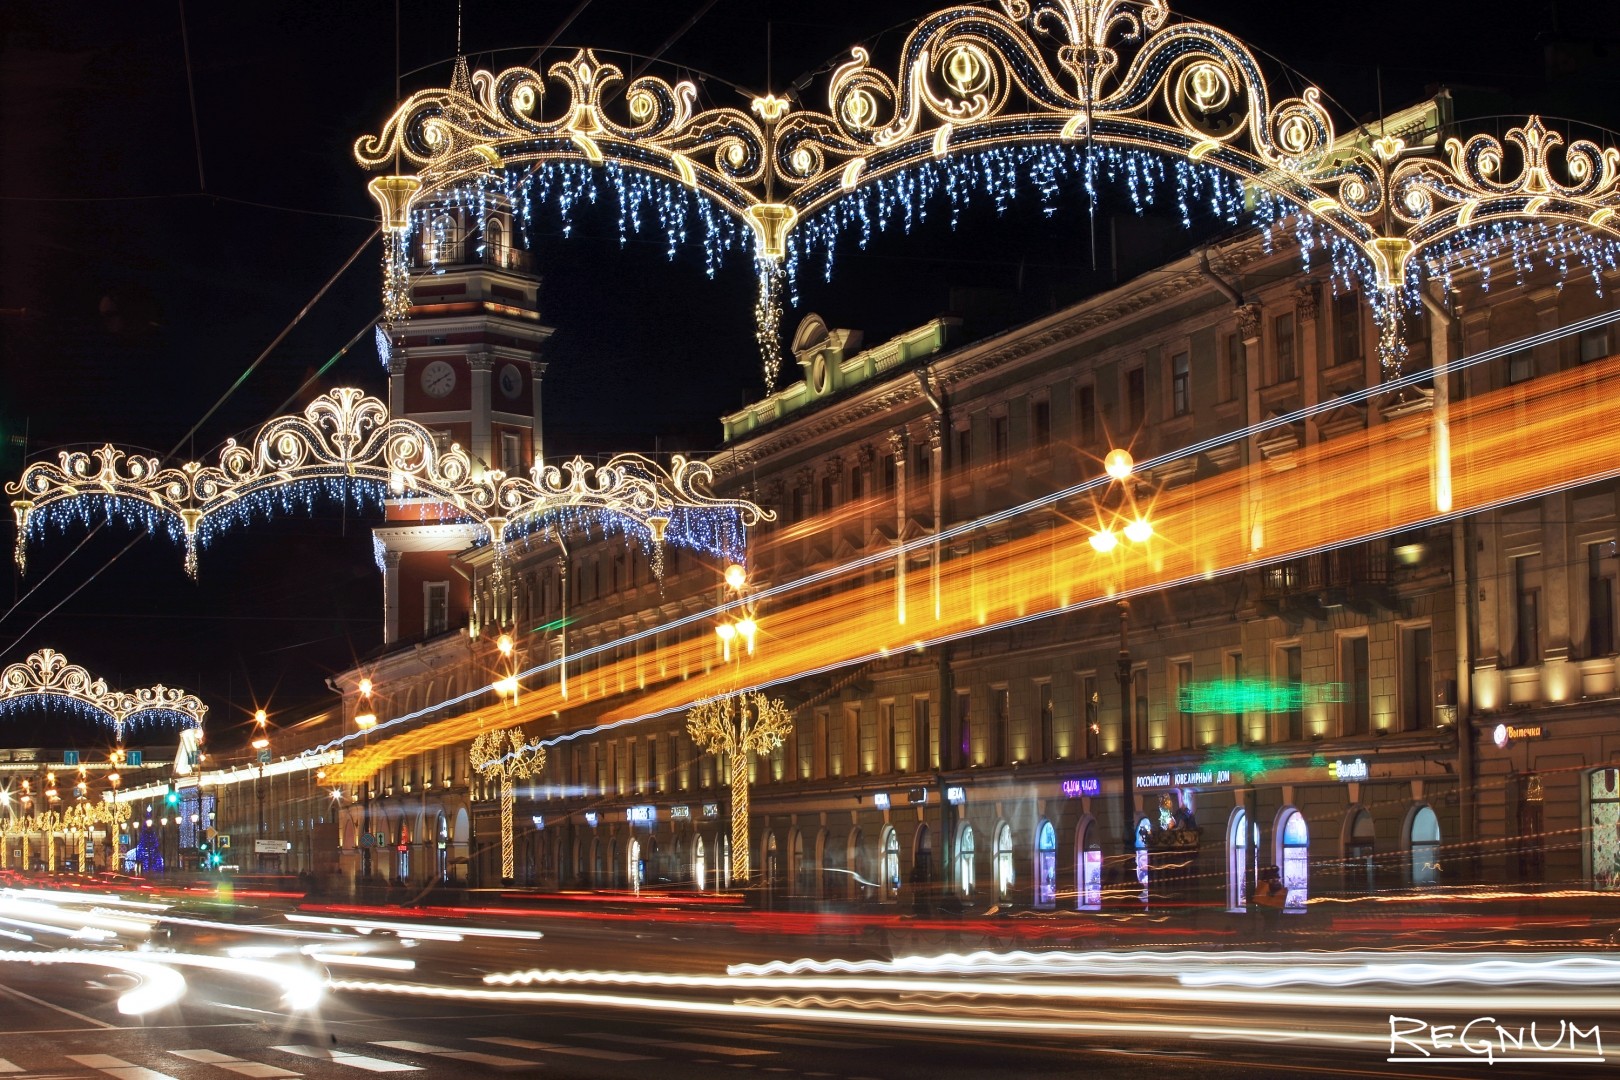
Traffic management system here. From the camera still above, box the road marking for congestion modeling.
[270,1046,420,1073]
[169,1050,300,1077]
[368,1043,530,1067]
[66,1055,178,1080]
[471,1037,653,1062]
[580,1034,772,1057]
[0,983,116,1030]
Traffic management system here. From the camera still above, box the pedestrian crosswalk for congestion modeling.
[0,1025,881,1077]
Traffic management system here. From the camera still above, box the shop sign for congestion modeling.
[702,803,720,818]
[872,793,891,809]
[626,805,656,823]
[1492,723,1545,748]
[670,805,691,820]
[1329,758,1369,782]
[946,785,966,805]
[1061,777,1100,798]
[1135,769,1231,789]
[584,812,599,827]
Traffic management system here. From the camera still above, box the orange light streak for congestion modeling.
[329,356,1620,780]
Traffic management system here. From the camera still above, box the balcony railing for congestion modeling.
[1261,541,1394,616]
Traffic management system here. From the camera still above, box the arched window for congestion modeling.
[694,835,707,892]
[628,838,643,892]
[1227,807,1254,911]
[721,833,733,890]
[486,215,509,266]
[956,823,976,899]
[1277,807,1309,910]
[1344,808,1376,896]
[1075,816,1102,910]
[1590,768,1620,891]
[880,826,901,902]
[993,821,1015,902]
[913,823,932,884]
[1034,820,1057,909]
[1409,805,1441,886]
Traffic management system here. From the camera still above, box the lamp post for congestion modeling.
[355,708,377,889]
[1088,448,1155,864]
[686,563,792,890]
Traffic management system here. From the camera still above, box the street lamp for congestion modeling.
[355,708,377,888]
[494,633,519,703]
[686,564,792,891]
[1088,448,1155,863]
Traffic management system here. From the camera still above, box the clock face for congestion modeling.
[420,360,457,398]
[499,363,523,400]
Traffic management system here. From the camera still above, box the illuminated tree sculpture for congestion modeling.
[686,691,793,886]
[469,727,546,882]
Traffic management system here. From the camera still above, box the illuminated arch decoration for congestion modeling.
[0,648,206,740]
[357,0,1620,390]
[9,389,770,578]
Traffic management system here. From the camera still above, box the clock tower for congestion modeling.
[374,200,554,645]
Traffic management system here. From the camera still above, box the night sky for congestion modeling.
[0,0,1610,751]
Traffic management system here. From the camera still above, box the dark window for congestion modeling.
[1032,398,1051,449]
[884,703,897,774]
[1225,334,1244,402]
[1341,636,1369,735]
[881,454,896,493]
[1514,558,1540,667]
[1132,668,1150,751]
[1082,676,1100,759]
[914,699,933,770]
[820,472,837,510]
[1175,660,1194,748]
[1171,352,1191,417]
[1403,626,1434,730]
[1126,368,1146,429]
[1274,312,1297,383]
[956,693,972,767]
[426,582,449,635]
[991,415,1009,465]
[1590,542,1616,656]
[912,439,931,484]
[1280,645,1303,740]
[791,486,808,521]
[647,738,658,792]
[955,425,972,473]
[1333,292,1362,365]
[1508,349,1534,385]
[849,466,864,501]
[992,687,1009,765]
[1580,326,1612,365]
[1039,683,1054,762]
[1078,384,1098,444]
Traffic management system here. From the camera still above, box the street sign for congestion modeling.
[360,832,375,848]
[254,839,291,853]
[257,748,272,764]
[217,835,230,848]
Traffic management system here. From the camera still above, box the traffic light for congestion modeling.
[165,783,179,807]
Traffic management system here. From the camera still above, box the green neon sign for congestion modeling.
[1178,679,1344,714]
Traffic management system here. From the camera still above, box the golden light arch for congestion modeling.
[356,0,1620,389]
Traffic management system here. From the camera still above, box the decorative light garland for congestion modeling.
[8,389,771,578]
[0,648,206,741]
[355,1,1620,387]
